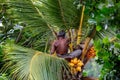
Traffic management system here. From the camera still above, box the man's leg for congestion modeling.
[62,50,82,59]
[69,50,82,58]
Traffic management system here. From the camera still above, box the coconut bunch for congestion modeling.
[69,58,84,74]
[86,46,96,58]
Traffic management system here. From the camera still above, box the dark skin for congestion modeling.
[50,37,70,55]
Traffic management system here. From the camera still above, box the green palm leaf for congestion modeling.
[7,0,80,29]
[4,0,55,51]
[38,0,80,29]
[3,0,81,51]
[94,27,116,40]
[1,44,70,80]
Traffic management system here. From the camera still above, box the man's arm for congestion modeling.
[50,41,56,55]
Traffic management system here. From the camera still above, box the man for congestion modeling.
[50,30,69,56]
[50,30,82,58]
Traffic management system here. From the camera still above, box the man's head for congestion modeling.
[57,30,66,38]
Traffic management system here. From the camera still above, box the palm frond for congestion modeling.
[38,0,80,29]
[4,0,55,51]
[94,27,116,40]
[1,44,70,80]
[4,0,82,51]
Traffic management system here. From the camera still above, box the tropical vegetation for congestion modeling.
[0,0,120,80]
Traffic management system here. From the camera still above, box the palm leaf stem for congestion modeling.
[68,29,73,52]
[81,27,96,61]
[29,51,41,76]
[30,0,42,17]
[77,5,85,45]
[44,38,49,53]
[15,29,22,43]
[47,24,58,39]
[31,0,57,38]
[22,37,32,46]
[58,0,67,27]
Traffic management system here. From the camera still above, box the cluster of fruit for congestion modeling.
[69,58,84,74]
[86,46,96,58]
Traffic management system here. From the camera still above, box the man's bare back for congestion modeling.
[50,30,71,55]
[53,38,69,54]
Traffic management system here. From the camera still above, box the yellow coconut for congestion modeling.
[76,66,81,72]
[73,58,78,64]
[77,62,84,66]
[69,63,74,67]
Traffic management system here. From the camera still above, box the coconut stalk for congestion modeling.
[81,27,96,61]
[77,5,85,45]
[67,29,73,52]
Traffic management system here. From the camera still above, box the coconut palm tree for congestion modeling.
[0,0,119,80]
[0,0,81,79]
